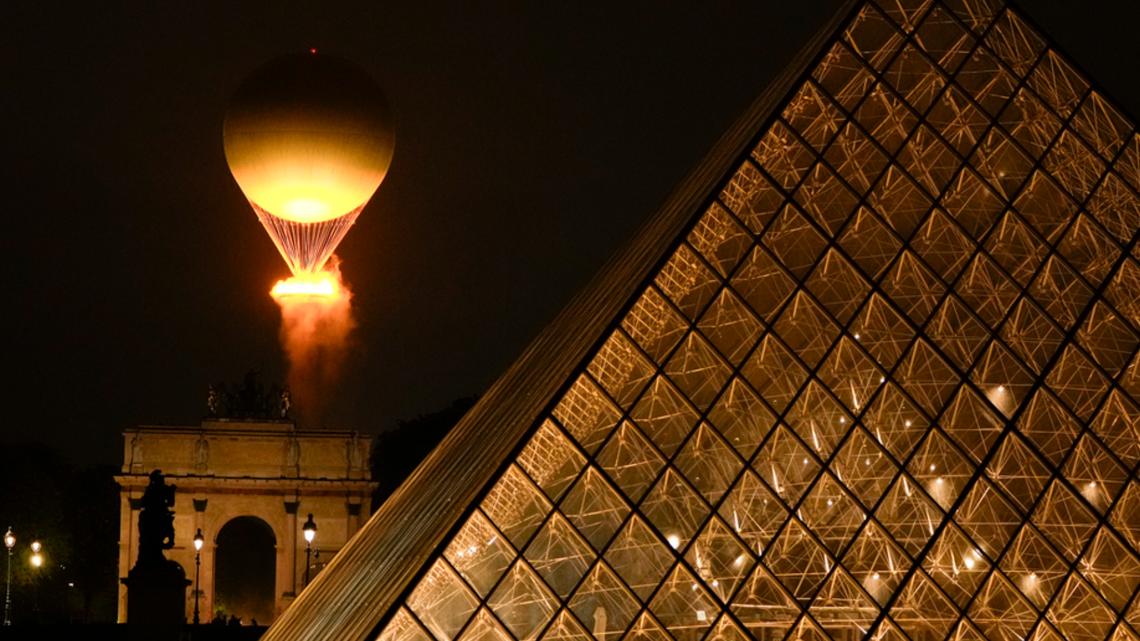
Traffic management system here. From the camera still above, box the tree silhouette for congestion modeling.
[370,396,477,511]
[0,444,118,623]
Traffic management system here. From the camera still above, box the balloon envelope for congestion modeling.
[224,52,394,274]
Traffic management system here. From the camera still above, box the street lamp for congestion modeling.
[28,542,42,624]
[302,514,317,587]
[3,527,14,626]
[193,529,205,625]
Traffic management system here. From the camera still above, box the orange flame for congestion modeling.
[271,259,356,427]
[270,271,343,300]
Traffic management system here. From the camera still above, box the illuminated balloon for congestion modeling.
[224,52,394,275]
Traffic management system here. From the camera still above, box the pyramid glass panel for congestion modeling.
[811,567,881,635]
[568,563,639,641]
[871,163,933,237]
[267,3,1140,641]
[621,614,672,641]
[603,515,673,602]
[1000,524,1067,609]
[841,520,911,605]
[717,470,787,557]
[525,513,596,599]
[912,208,975,280]
[830,425,897,509]
[729,563,799,636]
[380,609,434,641]
[648,566,718,641]
[540,611,592,641]
[487,562,559,641]
[446,511,517,597]
[459,610,515,641]
[686,515,755,603]
[707,377,775,459]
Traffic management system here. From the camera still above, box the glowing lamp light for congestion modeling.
[987,384,1016,416]
[1082,481,1101,504]
[3,528,13,550]
[1019,571,1039,595]
[666,534,681,550]
[303,513,318,544]
[963,549,981,571]
[193,529,205,552]
[29,540,43,568]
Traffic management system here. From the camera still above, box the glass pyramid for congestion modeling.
[266,1,1140,641]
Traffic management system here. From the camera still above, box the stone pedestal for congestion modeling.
[122,559,191,625]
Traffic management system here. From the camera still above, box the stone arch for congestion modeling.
[213,515,276,624]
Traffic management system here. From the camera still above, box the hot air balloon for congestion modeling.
[224,52,394,276]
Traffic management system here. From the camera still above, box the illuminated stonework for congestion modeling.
[266,1,1140,641]
[115,420,375,624]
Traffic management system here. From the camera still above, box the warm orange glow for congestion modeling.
[231,168,374,224]
[271,272,343,300]
[271,259,356,427]
[224,53,394,224]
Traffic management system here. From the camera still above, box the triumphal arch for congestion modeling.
[114,379,376,624]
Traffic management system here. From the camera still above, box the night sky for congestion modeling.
[5,2,1139,467]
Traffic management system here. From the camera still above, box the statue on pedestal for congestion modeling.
[137,470,177,562]
[122,469,190,626]
[207,385,221,417]
[279,388,292,419]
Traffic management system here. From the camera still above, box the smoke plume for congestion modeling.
[271,257,356,427]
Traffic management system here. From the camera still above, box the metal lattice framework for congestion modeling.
[263,1,1140,641]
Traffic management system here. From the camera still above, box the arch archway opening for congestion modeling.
[214,516,276,625]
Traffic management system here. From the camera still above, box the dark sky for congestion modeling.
[5,2,1139,467]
